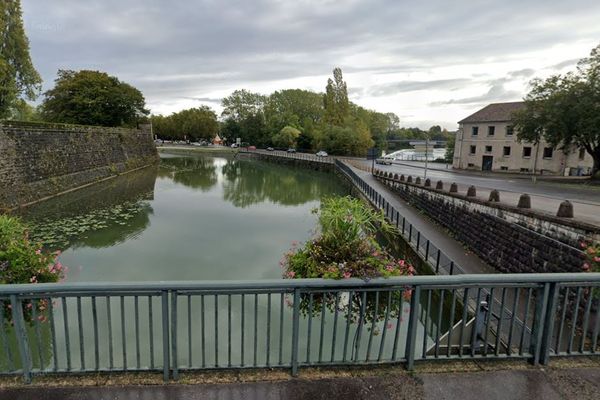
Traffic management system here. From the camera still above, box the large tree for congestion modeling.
[0,0,42,118]
[323,68,349,126]
[513,43,600,177]
[41,70,148,127]
[152,106,218,141]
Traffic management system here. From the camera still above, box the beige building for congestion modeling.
[453,102,594,176]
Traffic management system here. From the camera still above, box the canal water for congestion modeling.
[2,153,440,373]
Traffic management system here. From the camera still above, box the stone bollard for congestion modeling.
[407,176,413,183]
[424,178,431,187]
[415,177,421,185]
[488,189,500,202]
[384,172,388,178]
[556,200,574,218]
[449,182,458,193]
[436,180,443,190]
[466,185,476,197]
[400,174,405,182]
[394,173,399,181]
[518,194,531,209]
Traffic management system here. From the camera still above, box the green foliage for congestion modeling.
[0,0,43,118]
[323,68,349,126]
[282,196,411,281]
[40,70,148,127]
[314,119,374,156]
[0,215,64,285]
[264,89,323,135]
[445,134,456,163]
[152,106,218,141]
[272,126,301,148]
[7,99,41,121]
[513,43,600,175]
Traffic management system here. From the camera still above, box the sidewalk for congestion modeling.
[3,366,599,399]
[350,165,495,274]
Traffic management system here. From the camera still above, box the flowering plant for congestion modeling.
[281,196,413,328]
[1,215,65,322]
[581,241,600,273]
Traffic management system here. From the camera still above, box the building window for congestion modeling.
[488,126,495,136]
[523,147,532,158]
[468,163,475,167]
[485,145,492,153]
[470,145,476,155]
[520,168,530,173]
[543,147,553,159]
[579,148,586,160]
[506,125,514,136]
[472,126,479,136]
[500,166,509,171]
[503,146,511,156]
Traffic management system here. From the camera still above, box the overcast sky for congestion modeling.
[22,0,600,129]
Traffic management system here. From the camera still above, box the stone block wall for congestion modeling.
[375,174,594,274]
[0,121,158,210]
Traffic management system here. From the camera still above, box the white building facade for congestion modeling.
[453,102,594,176]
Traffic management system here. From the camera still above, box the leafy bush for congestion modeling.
[0,215,65,285]
[581,241,600,273]
[281,197,413,329]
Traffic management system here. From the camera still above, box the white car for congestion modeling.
[316,151,328,157]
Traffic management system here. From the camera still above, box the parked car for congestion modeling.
[316,151,328,157]
[266,147,274,151]
[248,145,256,150]
[231,143,239,148]
[287,148,296,153]
[375,157,393,165]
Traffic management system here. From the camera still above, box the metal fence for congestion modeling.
[1,274,599,383]
[335,159,465,275]
[244,149,335,164]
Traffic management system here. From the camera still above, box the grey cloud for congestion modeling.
[431,82,521,106]
[20,0,600,115]
[550,58,580,70]
[367,79,471,97]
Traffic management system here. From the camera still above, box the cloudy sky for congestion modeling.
[22,0,600,129]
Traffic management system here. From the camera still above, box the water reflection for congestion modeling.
[160,156,218,192]
[18,166,157,251]
[221,158,342,208]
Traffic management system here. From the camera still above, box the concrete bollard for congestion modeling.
[415,177,421,185]
[449,182,458,193]
[518,194,531,209]
[407,176,413,183]
[424,178,431,187]
[466,185,476,197]
[488,189,500,202]
[394,173,399,181]
[400,174,405,182]
[436,180,443,190]
[556,200,574,218]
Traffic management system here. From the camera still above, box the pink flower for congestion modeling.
[35,249,41,255]
[398,260,405,266]
[287,271,296,278]
[581,242,588,249]
[343,272,351,279]
[583,263,591,271]
[594,256,600,263]
[386,265,394,271]
[29,276,37,283]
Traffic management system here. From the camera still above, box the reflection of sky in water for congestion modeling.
[20,154,347,282]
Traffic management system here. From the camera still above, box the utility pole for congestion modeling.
[424,135,429,180]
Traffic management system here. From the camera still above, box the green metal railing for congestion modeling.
[1,274,599,383]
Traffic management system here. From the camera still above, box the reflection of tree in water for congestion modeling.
[18,166,157,250]
[221,159,346,208]
[160,156,218,192]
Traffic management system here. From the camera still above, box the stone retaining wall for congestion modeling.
[374,172,595,274]
[0,121,158,210]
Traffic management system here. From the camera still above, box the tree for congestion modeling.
[264,89,323,135]
[272,126,301,148]
[221,89,266,122]
[323,68,349,126]
[0,0,42,118]
[445,134,455,163]
[513,43,600,177]
[41,70,148,127]
[152,106,219,141]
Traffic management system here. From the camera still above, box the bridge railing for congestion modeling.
[242,149,335,164]
[1,274,599,383]
[335,159,465,275]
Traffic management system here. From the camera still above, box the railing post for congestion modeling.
[11,295,32,384]
[450,262,455,275]
[171,290,179,380]
[416,232,421,252]
[436,250,441,274]
[529,283,551,365]
[291,288,301,376]
[161,290,170,382]
[405,286,421,370]
[540,282,559,365]
[425,240,430,261]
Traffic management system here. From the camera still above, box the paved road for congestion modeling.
[3,368,599,400]
[360,160,600,226]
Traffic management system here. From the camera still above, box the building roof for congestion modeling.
[458,101,525,124]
